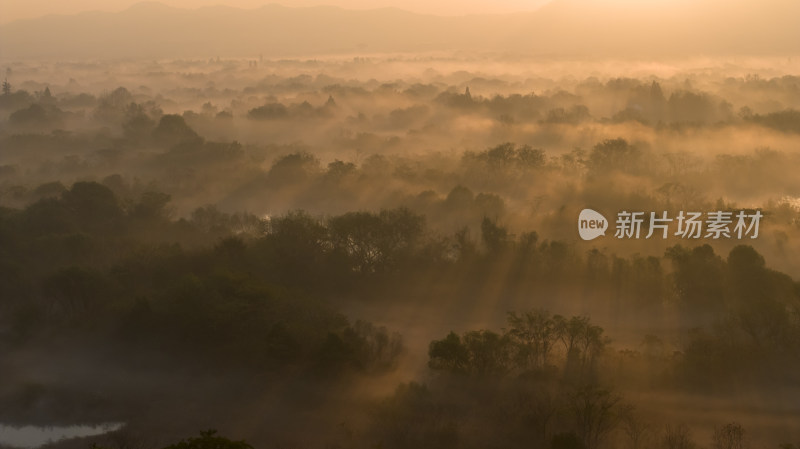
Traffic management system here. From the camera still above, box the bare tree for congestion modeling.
[620,406,653,449]
[663,424,694,449]
[713,423,746,449]
[507,309,558,369]
[569,385,622,449]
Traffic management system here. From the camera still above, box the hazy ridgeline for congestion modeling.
[0,56,799,449]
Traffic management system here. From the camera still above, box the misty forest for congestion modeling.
[1,3,800,449]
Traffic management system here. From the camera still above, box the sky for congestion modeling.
[0,0,553,23]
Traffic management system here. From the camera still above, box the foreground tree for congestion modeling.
[568,385,622,449]
[712,423,746,449]
[161,430,253,449]
[663,424,694,449]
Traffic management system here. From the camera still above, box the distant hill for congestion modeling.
[0,0,798,60]
[509,0,800,57]
[0,2,532,59]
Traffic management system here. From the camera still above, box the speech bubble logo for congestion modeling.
[578,209,608,240]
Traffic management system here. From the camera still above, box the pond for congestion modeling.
[0,423,124,448]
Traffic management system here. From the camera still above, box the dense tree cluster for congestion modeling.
[428,310,607,381]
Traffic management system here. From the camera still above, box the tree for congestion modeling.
[2,78,10,95]
[63,181,123,231]
[465,142,546,170]
[9,103,63,128]
[370,383,458,449]
[508,384,559,446]
[587,138,641,174]
[444,185,474,211]
[726,245,769,303]
[94,86,134,123]
[461,330,512,376]
[507,309,558,370]
[663,424,694,449]
[266,152,320,185]
[428,330,512,376]
[162,430,253,449]
[428,331,469,374]
[346,320,404,372]
[329,211,388,273]
[453,226,477,260]
[269,210,327,257]
[131,191,172,221]
[748,109,800,133]
[247,102,288,120]
[551,314,608,380]
[123,102,156,143]
[328,208,424,273]
[554,315,582,359]
[481,217,509,253]
[152,114,200,147]
[568,385,622,449]
[576,321,607,374]
[552,432,586,449]
[325,159,357,180]
[43,266,108,315]
[665,244,725,312]
[40,86,53,102]
[712,423,745,449]
[620,406,652,449]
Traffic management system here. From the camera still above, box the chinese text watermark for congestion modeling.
[579,209,761,241]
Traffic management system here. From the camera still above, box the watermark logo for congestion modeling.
[578,209,762,240]
[578,209,609,241]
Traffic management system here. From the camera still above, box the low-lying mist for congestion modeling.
[0,55,799,449]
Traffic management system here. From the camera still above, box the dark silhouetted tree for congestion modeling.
[568,385,622,449]
[712,423,745,449]
[507,309,558,369]
[481,217,509,253]
[663,424,694,449]
[162,430,253,449]
[152,114,200,147]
